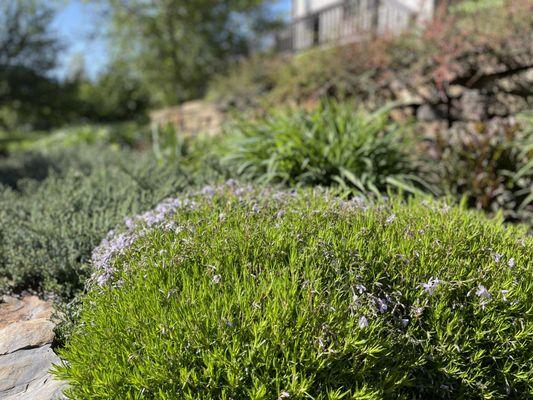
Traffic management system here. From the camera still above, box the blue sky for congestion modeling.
[52,0,291,80]
[51,1,108,79]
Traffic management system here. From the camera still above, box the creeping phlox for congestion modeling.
[90,181,363,287]
[90,182,517,322]
[91,196,197,286]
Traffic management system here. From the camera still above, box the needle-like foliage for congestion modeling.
[55,183,532,399]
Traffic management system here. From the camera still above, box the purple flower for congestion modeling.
[508,258,515,268]
[212,275,222,284]
[96,271,113,286]
[493,253,503,263]
[355,284,366,294]
[201,185,215,197]
[358,316,369,329]
[501,290,509,302]
[421,277,442,295]
[376,298,388,313]
[386,214,396,224]
[475,284,492,299]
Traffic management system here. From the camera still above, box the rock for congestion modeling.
[389,79,422,105]
[389,107,414,122]
[416,84,439,102]
[416,121,448,138]
[0,296,66,400]
[416,104,447,122]
[451,89,487,121]
[0,295,52,329]
[487,93,529,117]
[0,345,65,399]
[447,85,464,98]
[0,319,55,355]
[149,100,224,136]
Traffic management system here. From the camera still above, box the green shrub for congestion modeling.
[5,122,150,153]
[429,116,532,226]
[56,184,532,399]
[0,145,216,298]
[0,150,57,188]
[222,103,425,195]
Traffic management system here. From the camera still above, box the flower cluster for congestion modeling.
[91,181,373,287]
[91,196,195,286]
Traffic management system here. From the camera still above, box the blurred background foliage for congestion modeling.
[0,0,282,132]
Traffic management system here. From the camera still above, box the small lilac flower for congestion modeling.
[475,284,492,299]
[201,185,215,197]
[276,210,286,219]
[501,290,509,302]
[96,271,113,286]
[355,284,366,294]
[278,391,290,399]
[252,203,260,214]
[386,214,396,224]
[493,253,503,263]
[411,306,424,317]
[508,258,515,268]
[421,277,442,295]
[376,298,388,313]
[401,318,409,327]
[358,316,369,329]
[212,275,222,284]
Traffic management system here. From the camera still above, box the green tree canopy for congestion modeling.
[103,0,279,106]
[0,0,74,130]
[0,0,59,73]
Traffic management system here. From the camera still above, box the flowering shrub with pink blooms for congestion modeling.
[55,183,532,399]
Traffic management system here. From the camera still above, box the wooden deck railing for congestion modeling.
[276,0,417,52]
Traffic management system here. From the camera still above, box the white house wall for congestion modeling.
[290,0,435,50]
[292,0,434,20]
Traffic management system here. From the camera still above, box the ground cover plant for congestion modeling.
[5,122,150,152]
[56,183,532,399]
[0,144,220,298]
[222,103,427,195]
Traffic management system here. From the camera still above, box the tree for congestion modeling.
[77,59,150,122]
[0,0,59,73]
[0,1,72,130]
[102,0,278,106]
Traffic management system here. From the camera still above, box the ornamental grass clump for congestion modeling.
[222,103,426,195]
[56,183,532,399]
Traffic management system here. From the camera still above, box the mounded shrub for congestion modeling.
[56,183,532,399]
[222,103,426,195]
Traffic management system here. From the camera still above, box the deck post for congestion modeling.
[371,0,381,37]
